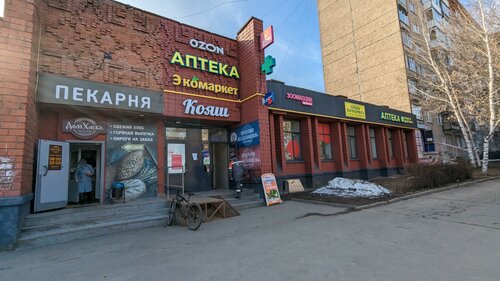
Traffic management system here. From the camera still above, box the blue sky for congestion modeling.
[115,0,325,93]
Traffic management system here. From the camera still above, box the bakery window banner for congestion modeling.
[105,121,158,202]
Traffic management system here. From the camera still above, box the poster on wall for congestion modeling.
[167,143,185,174]
[261,173,282,206]
[48,145,63,170]
[238,146,261,170]
[106,121,158,201]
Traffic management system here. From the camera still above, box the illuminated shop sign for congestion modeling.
[170,51,239,79]
[62,117,106,139]
[182,99,229,118]
[344,102,366,119]
[172,74,238,96]
[380,112,414,124]
[189,39,224,55]
[36,74,163,113]
[286,92,313,106]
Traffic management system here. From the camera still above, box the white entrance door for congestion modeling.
[34,139,70,212]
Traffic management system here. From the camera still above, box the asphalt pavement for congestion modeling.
[1,178,499,281]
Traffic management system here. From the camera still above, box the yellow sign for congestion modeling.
[345,102,366,119]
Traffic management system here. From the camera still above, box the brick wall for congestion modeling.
[236,18,272,174]
[0,0,39,197]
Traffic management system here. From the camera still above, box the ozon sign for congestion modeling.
[189,39,224,55]
[182,99,229,118]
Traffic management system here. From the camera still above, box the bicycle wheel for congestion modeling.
[186,203,203,231]
[167,202,178,226]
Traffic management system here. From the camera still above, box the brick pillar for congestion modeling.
[0,0,40,250]
[332,122,346,171]
[393,129,405,166]
[302,117,315,174]
[236,17,272,174]
[407,130,419,163]
[357,125,369,171]
[377,127,389,167]
[312,117,321,171]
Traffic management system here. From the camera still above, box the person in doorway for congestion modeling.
[75,158,94,204]
[228,152,245,199]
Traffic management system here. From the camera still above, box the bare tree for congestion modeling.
[413,0,499,173]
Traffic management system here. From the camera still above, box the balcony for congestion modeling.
[443,122,461,132]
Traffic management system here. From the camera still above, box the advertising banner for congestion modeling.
[261,173,282,206]
[167,143,185,174]
[48,145,63,170]
[238,146,261,170]
[105,120,158,201]
[232,121,260,148]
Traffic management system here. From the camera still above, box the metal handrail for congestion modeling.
[166,165,185,200]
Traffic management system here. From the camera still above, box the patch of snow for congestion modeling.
[312,177,391,198]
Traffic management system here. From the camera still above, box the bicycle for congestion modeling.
[166,191,203,231]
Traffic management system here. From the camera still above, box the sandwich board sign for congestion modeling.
[261,173,282,206]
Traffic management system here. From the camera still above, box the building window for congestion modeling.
[424,111,433,123]
[347,126,357,159]
[437,114,443,125]
[165,127,187,140]
[402,30,413,48]
[370,128,378,159]
[318,123,333,160]
[0,0,4,18]
[399,0,407,8]
[398,6,409,26]
[421,130,435,152]
[388,130,395,158]
[408,79,417,94]
[412,24,421,34]
[284,120,302,161]
[412,104,423,120]
[406,55,417,72]
[409,1,416,13]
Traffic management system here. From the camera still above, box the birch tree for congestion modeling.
[413,0,499,173]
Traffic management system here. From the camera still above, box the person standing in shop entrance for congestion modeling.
[75,158,94,204]
[228,152,245,199]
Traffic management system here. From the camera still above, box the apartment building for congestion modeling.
[318,0,467,161]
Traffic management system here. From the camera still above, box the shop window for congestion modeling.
[347,126,357,159]
[370,128,378,159]
[421,130,435,152]
[283,120,302,161]
[388,130,395,159]
[165,127,187,140]
[318,123,332,160]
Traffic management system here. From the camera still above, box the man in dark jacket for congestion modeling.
[228,152,245,199]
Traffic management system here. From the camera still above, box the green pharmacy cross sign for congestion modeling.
[261,55,276,75]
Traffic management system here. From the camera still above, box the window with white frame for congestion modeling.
[402,30,413,48]
[408,79,417,94]
[0,0,5,18]
[406,55,417,72]
[412,24,421,34]
[409,1,416,13]
[424,111,433,123]
[437,114,443,125]
[412,104,423,120]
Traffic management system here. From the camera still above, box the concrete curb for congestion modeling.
[288,198,355,210]
[354,176,500,211]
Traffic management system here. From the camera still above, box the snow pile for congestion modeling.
[312,177,391,198]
